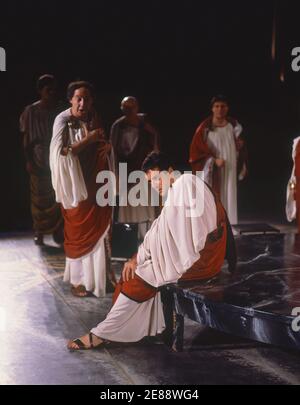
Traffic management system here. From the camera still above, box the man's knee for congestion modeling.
[113,276,157,304]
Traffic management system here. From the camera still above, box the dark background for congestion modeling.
[1,0,300,231]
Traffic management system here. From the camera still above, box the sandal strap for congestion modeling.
[72,338,86,349]
[89,333,94,349]
[71,285,89,297]
[73,285,86,293]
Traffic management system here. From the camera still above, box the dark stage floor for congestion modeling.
[1,228,300,385]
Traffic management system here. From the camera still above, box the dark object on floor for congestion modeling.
[34,233,44,246]
[111,223,138,259]
[225,215,237,273]
[53,225,64,245]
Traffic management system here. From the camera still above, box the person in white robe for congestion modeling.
[50,81,114,298]
[110,96,160,239]
[189,95,248,225]
[67,152,233,350]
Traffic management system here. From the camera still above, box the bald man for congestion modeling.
[110,97,160,237]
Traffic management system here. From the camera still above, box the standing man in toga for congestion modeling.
[20,74,63,245]
[189,95,248,225]
[50,81,114,298]
[110,96,160,238]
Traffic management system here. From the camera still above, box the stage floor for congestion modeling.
[1,231,300,385]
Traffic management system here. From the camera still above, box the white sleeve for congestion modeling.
[234,122,243,139]
[136,175,217,288]
[49,111,88,209]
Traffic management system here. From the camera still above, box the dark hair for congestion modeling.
[36,74,56,92]
[67,81,95,100]
[142,152,173,172]
[210,94,229,108]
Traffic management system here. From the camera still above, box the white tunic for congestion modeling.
[91,174,218,342]
[64,225,110,298]
[50,109,88,210]
[204,123,241,225]
[135,175,217,287]
[91,293,165,342]
[49,109,111,297]
[110,115,158,238]
[20,101,60,169]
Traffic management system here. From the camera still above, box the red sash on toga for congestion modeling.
[62,142,112,259]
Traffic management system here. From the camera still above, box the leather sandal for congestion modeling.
[68,333,106,351]
[71,285,90,298]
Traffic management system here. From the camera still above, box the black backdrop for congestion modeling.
[1,0,300,231]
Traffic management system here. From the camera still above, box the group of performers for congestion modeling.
[20,75,251,351]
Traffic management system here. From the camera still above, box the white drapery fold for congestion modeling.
[135,174,217,288]
[50,109,88,209]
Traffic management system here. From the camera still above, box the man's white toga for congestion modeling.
[204,122,242,225]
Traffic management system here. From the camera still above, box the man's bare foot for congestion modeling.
[67,332,104,351]
[71,285,90,298]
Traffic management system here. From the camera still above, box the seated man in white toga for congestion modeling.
[67,152,235,350]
